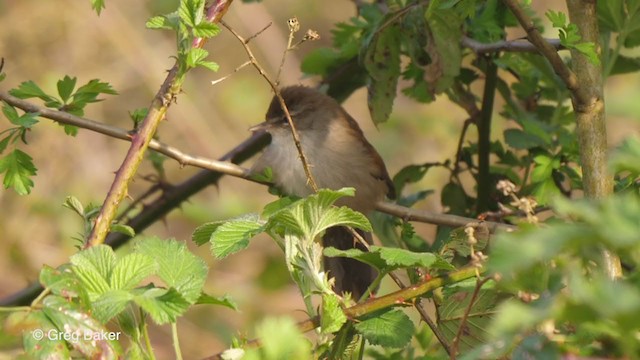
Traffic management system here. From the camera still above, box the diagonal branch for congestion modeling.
[501,0,590,106]
[462,36,563,54]
[85,0,234,247]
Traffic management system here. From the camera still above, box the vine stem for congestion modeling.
[84,0,234,248]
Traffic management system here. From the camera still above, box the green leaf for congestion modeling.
[193,22,221,38]
[196,292,238,310]
[39,265,86,301]
[14,310,71,359]
[186,48,209,68]
[504,128,547,149]
[146,15,178,30]
[261,196,299,218]
[392,163,434,195]
[134,237,207,304]
[354,309,415,348]
[321,293,347,334]
[63,195,85,217]
[0,149,37,195]
[9,80,58,103]
[133,287,191,324]
[439,284,500,352]
[178,0,205,28]
[110,223,136,237]
[57,75,77,102]
[324,245,454,272]
[198,61,220,72]
[91,0,106,15]
[110,253,157,290]
[364,23,401,124]
[271,188,371,241]
[92,289,134,323]
[74,79,117,97]
[609,55,640,76]
[610,135,640,176]
[192,221,223,246]
[209,215,264,258]
[2,103,39,129]
[247,317,311,360]
[545,10,567,28]
[424,7,463,93]
[70,245,116,300]
[42,295,122,357]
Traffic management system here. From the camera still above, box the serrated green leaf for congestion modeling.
[198,60,220,72]
[0,135,12,154]
[192,221,223,246]
[134,287,191,324]
[424,7,463,93]
[354,309,415,348]
[324,245,453,272]
[14,310,71,359]
[3,107,40,134]
[178,0,205,28]
[186,48,209,68]
[210,217,264,258]
[74,79,118,96]
[545,10,566,27]
[63,195,84,216]
[70,245,116,300]
[193,22,220,38]
[261,196,299,218]
[57,75,77,102]
[271,188,370,241]
[42,295,122,357]
[321,293,347,334]
[196,292,238,310]
[110,253,157,290]
[364,24,401,124]
[134,237,207,303]
[9,80,57,103]
[439,285,500,352]
[91,0,106,15]
[1,102,19,121]
[63,124,79,136]
[92,289,134,323]
[146,15,175,30]
[504,128,547,149]
[0,148,37,195]
[110,223,136,238]
[39,265,86,301]
[376,246,454,270]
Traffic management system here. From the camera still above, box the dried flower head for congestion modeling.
[287,17,300,33]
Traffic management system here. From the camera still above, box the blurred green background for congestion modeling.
[0,0,639,358]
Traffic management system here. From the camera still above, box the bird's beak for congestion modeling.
[249,121,270,133]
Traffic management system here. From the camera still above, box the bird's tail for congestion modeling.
[323,226,378,300]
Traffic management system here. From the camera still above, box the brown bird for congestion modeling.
[251,85,395,299]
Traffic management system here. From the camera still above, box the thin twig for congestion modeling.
[221,20,319,191]
[275,17,299,86]
[211,60,251,85]
[501,0,589,106]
